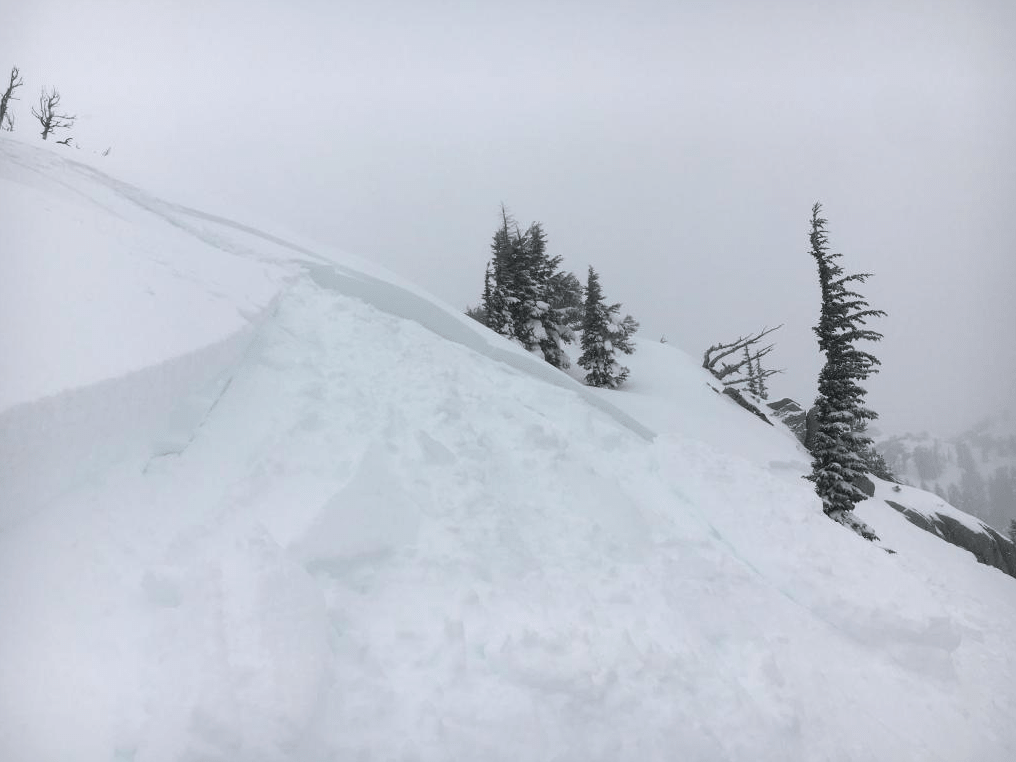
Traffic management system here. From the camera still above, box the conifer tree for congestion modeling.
[525,221,574,368]
[481,210,513,335]
[754,353,768,399]
[807,203,886,539]
[743,347,759,396]
[577,267,638,388]
[480,206,574,368]
[549,270,584,329]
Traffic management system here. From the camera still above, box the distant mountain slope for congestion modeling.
[877,413,1016,533]
[2,137,1015,762]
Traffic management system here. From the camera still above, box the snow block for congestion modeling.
[0,311,269,530]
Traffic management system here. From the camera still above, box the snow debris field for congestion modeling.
[2,137,1014,762]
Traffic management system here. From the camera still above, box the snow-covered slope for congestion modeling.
[2,137,1015,762]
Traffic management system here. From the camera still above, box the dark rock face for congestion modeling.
[804,406,819,452]
[722,387,773,425]
[885,499,1016,579]
[853,474,876,498]
[765,397,820,452]
[767,398,807,441]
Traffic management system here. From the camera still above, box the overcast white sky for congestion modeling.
[4,0,1014,436]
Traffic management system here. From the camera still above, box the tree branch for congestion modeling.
[702,325,782,379]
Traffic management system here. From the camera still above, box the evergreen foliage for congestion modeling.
[1009,519,1016,549]
[549,270,584,329]
[859,446,896,482]
[464,304,487,324]
[577,267,638,388]
[754,354,768,399]
[806,203,886,534]
[480,206,574,368]
[744,347,759,396]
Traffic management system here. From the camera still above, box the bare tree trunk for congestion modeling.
[702,325,782,382]
[0,66,23,130]
[31,87,75,141]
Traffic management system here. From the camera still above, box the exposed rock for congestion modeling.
[766,398,807,441]
[853,474,876,498]
[885,499,1016,579]
[875,415,1016,535]
[765,397,819,450]
[722,387,772,425]
[805,406,819,452]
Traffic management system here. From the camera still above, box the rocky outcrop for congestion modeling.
[805,406,819,452]
[854,474,876,498]
[875,415,1016,533]
[764,397,823,451]
[766,398,807,440]
[722,387,772,425]
[885,499,1016,579]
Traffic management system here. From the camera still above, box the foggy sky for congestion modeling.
[4,0,1014,436]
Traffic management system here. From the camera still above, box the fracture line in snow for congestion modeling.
[67,158,656,442]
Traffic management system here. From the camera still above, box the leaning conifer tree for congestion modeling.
[807,202,886,539]
[577,266,637,388]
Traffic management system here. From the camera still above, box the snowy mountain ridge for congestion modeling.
[2,137,1015,762]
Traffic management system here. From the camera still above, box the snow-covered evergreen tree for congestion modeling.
[807,203,886,538]
[524,222,574,368]
[480,207,573,368]
[548,270,584,330]
[482,235,511,336]
[577,267,638,389]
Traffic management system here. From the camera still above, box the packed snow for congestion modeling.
[2,137,1014,762]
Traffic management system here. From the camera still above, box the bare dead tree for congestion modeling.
[0,66,23,131]
[703,325,784,424]
[55,136,73,146]
[702,325,782,386]
[31,87,76,140]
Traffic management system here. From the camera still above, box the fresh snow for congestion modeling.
[2,137,1015,762]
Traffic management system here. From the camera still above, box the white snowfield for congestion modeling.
[1,137,1014,762]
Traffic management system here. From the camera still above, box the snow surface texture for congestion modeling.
[2,137,1015,762]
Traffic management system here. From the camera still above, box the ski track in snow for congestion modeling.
[2,138,1015,762]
